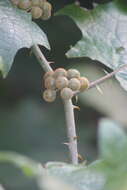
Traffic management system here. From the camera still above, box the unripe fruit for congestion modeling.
[11,0,20,6]
[39,0,46,7]
[31,6,43,19]
[68,78,81,91]
[44,71,54,79]
[54,68,67,78]
[43,89,56,102]
[67,69,80,79]
[41,1,52,20]
[60,87,73,100]
[31,0,40,6]
[79,77,90,92]
[18,0,31,10]
[44,76,56,90]
[55,76,69,90]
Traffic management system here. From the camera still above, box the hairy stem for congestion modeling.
[63,100,78,164]
[88,64,127,89]
[32,45,52,72]
[32,45,78,164]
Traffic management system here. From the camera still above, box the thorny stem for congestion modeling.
[32,45,78,164]
[88,64,127,89]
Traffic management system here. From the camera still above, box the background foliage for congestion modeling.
[0,0,127,189]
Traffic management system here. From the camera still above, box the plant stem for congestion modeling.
[88,64,127,89]
[32,45,52,72]
[32,45,78,164]
[63,100,78,164]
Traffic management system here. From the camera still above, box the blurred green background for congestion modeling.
[0,0,127,189]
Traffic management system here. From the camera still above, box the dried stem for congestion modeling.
[32,45,78,164]
[88,64,127,89]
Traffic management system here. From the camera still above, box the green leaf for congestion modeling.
[98,119,127,162]
[0,151,43,177]
[0,0,50,77]
[46,162,105,190]
[57,2,127,90]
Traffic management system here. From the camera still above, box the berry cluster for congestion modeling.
[11,0,52,20]
[43,68,89,102]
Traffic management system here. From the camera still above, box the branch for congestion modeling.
[63,100,78,164]
[31,45,52,72]
[88,64,127,89]
[32,45,78,164]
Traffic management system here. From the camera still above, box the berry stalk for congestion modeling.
[32,45,79,164]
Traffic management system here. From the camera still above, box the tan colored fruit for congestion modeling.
[18,0,31,10]
[79,77,90,92]
[55,76,69,90]
[44,71,54,79]
[41,1,52,20]
[31,6,43,19]
[11,0,20,6]
[31,0,40,6]
[53,68,67,78]
[39,0,47,8]
[44,76,56,89]
[60,87,73,100]
[67,69,80,79]
[68,78,81,91]
[43,89,56,102]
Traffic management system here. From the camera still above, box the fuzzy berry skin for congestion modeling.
[60,87,73,100]
[44,71,54,79]
[31,0,40,6]
[31,6,43,19]
[68,78,81,91]
[55,76,69,90]
[43,89,56,102]
[79,77,89,92]
[39,0,47,8]
[11,0,20,6]
[53,68,67,78]
[67,69,80,79]
[18,0,31,10]
[44,76,56,90]
[41,1,52,20]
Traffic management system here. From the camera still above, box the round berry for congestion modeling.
[11,0,20,6]
[68,78,81,91]
[41,1,52,20]
[60,88,73,100]
[44,71,54,79]
[31,0,40,6]
[31,6,43,19]
[55,76,69,90]
[39,0,46,7]
[67,69,80,79]
[18,0,31,10]
[79,77,89,92]
[44,76,56,90]
[53,68,67,78]
[43,89,56,102]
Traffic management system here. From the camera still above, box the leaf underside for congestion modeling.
[0,0,50,77]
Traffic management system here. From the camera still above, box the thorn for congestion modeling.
[73,136,79,140]
[96,85,103,95]
[78,154,85,161]
[73,105,80,111]
[103,69,109,75]
[63,142,69,146]
[49,61,54,65]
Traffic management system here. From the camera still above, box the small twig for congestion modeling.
[31,45,52,72]
[88,64,127,89]
[63,100,78,164]
[32,45,78,164]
